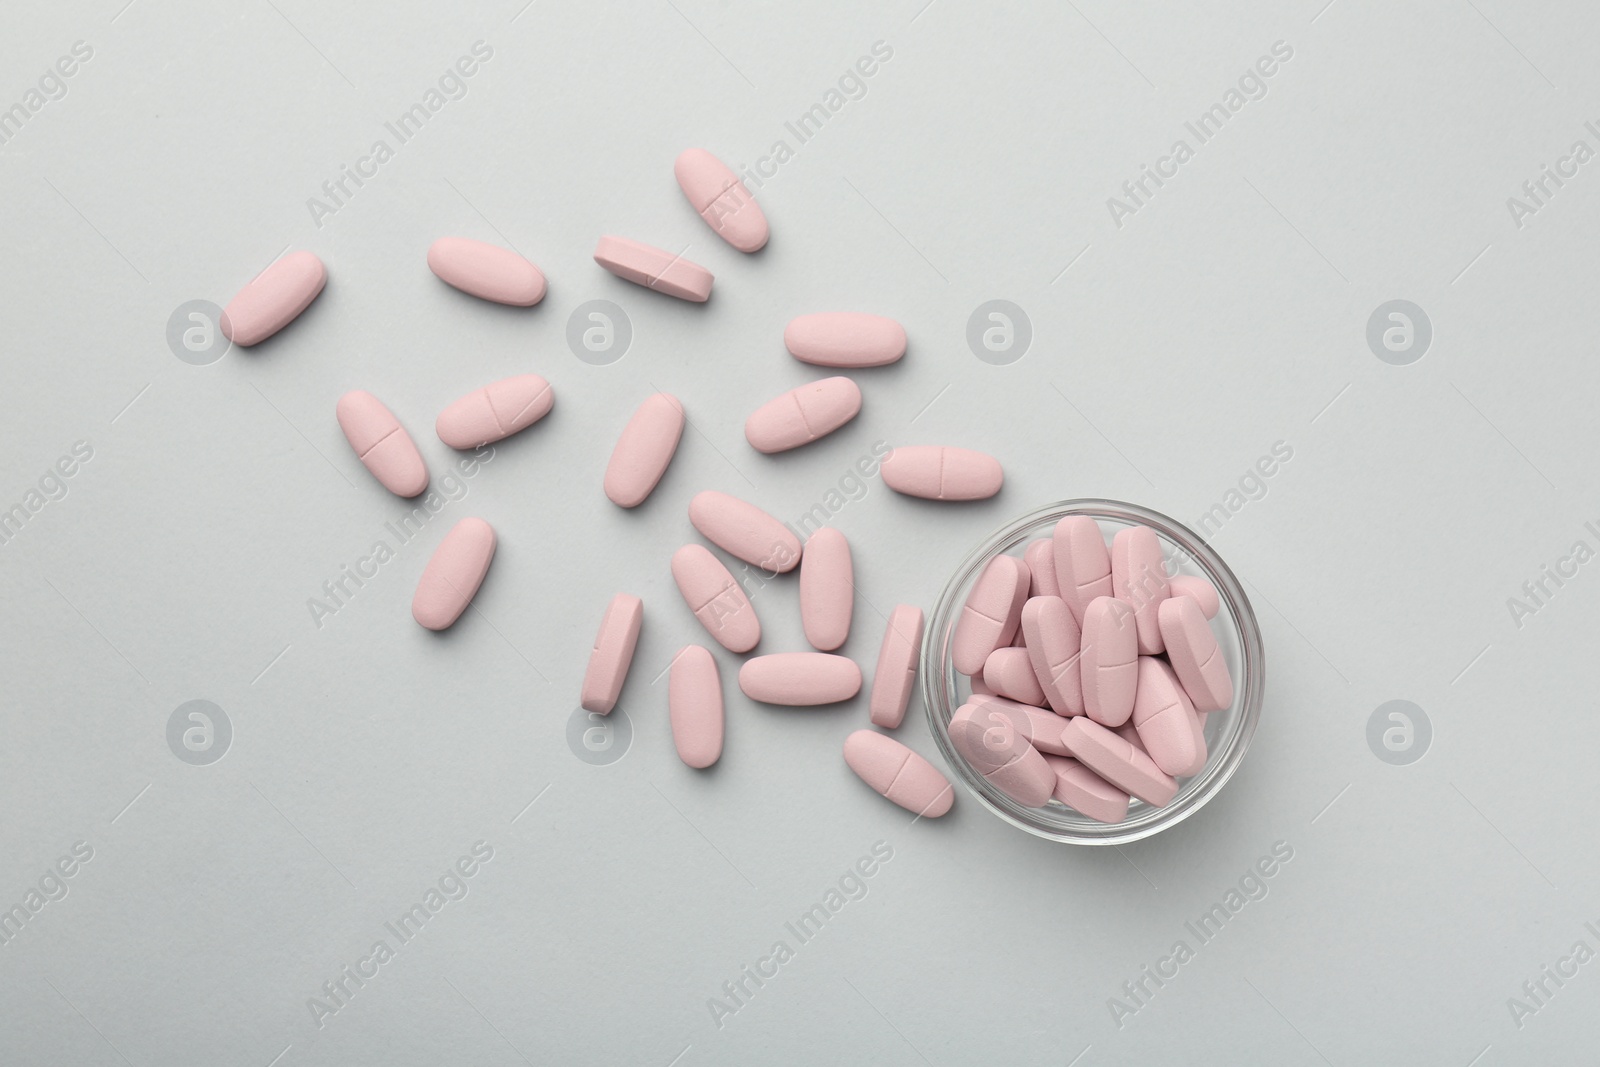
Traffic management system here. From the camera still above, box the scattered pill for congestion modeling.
[580,593,644,715]
[969,694,1074,757]
[1158,596,1233,713]
[671,544,761,653]
[412,517,496,630]
[1111,526,1169,655]
[688,490,802,574]
[799,527,853,650]
[952,554,1030,675]
[427,237,546,306]
[881,446,1003,501]
[948,703,1055,807]
[605,393,685,508]
[982,646,1046,706]
[675,148,769,253]
[1019,595,1086,717]
[1052,516,1111,625]
[869,605,924,728]
[1131,657,1206,777]
[435,374,553,449]
[221,250,326,347]
[743,376,862,454]
[337,390,428,498]
[1079,596,1138,727]
[1024,539,1060,597]
[593,235,713,302]
[739,653,861,705]
[843,730,953,817]
[669,645,724,768]
[783,313,906,368]
[1044,755,1130,824]
[1169,574,1220,620]
[1062,717,1178,807]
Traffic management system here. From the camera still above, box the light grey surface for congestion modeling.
[1,1,1596,1063]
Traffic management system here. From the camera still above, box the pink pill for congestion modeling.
[951,554,1030,675]
[739,653,861,705]
[426,237,546,306]
[843,730,953,818]
[744,377,862,454]
[1051,516,1111,625]
[221,250,326,347]
[783,313,906,368]
[1131,657,1207,777]
[1024,539,1060,597]
[336,390,428,498]
[1079,596,1138,727]
[593,235,713,302]
[1062,717,1178,807]
[982,646,1045,706]
[948,703,1055,807]
[671,544,760,653]
[580,593,643,715]
[799,527,853,651]
[435,374,553,449]
[1158,596,1233,713]
[1044,756,1131,824]
[674,148,769,253]
[969,694,1073,757]
[605,393,685,508]
[868,605,923,728]
[1111,526,1169,655]
[1019,595,1085,717]
[669,645,723,768]
[688,490,802,574]
[881,446,1003,501]
[1169,574,1220,619]
[411,517,496,631]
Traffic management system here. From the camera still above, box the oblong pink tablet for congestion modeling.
[982,647,1045,707]
[869,605,923,728]
[221,250,326,347]
[968,695,1073,757]
[1169,574,1220,619]
[669,645,723,768]
[580,593,644,715]
[1019,596,1085,717]
[688,490,802,574]
[743,377,862,454]
[948,703,1054,807]
[799,527,853,650]
[1111,526,1169,654]
[880,446,1003,501]
[1131,656,1206,777]
[671,544,760,653]
[1044,756,1130,824]
[427,237,546,306]
[1024,539,1060,597]
[783,313,906,368]
[675,149,769,253]
[739,653,861,705]
[952,554,1030,675]
[411,517,496,630]
[336,390,428,498]
[1052,516,1112,625]
[1158,596,1233,713]
[844,731,953,817]
[1062,717,1178,807]
[435,374,553,449]
[605,394,685,508]
[1079,596,1138,726]
[593,235,713,302]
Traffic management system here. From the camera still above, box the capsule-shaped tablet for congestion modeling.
[968,695,1073,757]
[1111,526,1169,655]
[671,544,761,653]
[843,730,953,817]
[1131,657,1207,777]
[337,390,428,498]
[688,490,801,574]
[674,148,769,253]
[881,446,1003,501]
[1024,539,1060,597]
[783,313,906,368]
[411,517,496,630]
[221,250,326,347]
[1169,574,1220,619]
[868,605,923,729]
[739,653,861,705]
[982,646,1046,707]
[1079,596,1138,726]
[799,527,853,650]
[435,374,553,449]
[1062,717,1178,807]
[1158,597,1233,713]
[951,554,1030,675]
[1052,516,1112,625]
[743,377,862,454]
[1020,595,1086,717]
[669,645,723,768]
[580,593,643,715]
[1044,755,1130,824]
[593,235,713,302]
[948,703,1054,807]
[427,237,546,306]
[605,393,685,508]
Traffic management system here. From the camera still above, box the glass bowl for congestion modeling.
[922,499,1265,844]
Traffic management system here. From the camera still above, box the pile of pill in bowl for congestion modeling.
[216,146,1231,828]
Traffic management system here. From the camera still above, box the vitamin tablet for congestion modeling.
[671,544,760,653]
[411,517,496,630]
[336,390,428,498]
[426,237,546,306]
[1130,657,1206,777]
[1079,596,1138,727]
[1169,574,1219,619]
[1020,595,1086,717]
[743,377,862,454]
[1043,756,1130,824]
[799,527,853,650]
[669,645,723,768]
[593,235,713,302]
[739,653,861,705]
[1062,717,1178,807]
[948,703,1054,807]
[868,605,924,728]
[1024,539,1060,597]
[968,694,1073,757]
[435,374,553,449]
[221,250,326,347]
[1051,516,1111,625]
[1111,526,1169,655]
[605,393,685,508]
[674,149,769,253]
[880,446,1003,501]
[982,646,1046,706]
[783,313,906,368]
[688,490,802,574]
[843,730,953,818]
[580,593,644,715]
[1157,596,1233,713]
[952,554,1030,675]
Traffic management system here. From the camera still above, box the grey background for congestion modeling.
[0,0,1593,1063]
